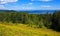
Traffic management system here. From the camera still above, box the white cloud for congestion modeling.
[40,5,51,8]
[39,5,52,10]
[29,3,33,5]
[0,5,7,9]
[39,0,52,2]
[31,0,34,1]
[0,0,18,4]
[31,0,52,2]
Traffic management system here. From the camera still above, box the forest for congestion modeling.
[0,11,60,32]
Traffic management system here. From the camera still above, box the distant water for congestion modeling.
[19,10,55,14]
[0,10,58,14]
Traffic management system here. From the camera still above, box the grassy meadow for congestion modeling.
[0,11,60,36]
[0,23,60,36]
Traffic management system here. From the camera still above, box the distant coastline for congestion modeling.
[0,10,60,14]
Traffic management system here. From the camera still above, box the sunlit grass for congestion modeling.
[0,23,60,36]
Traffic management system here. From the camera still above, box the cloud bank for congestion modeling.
[31,0,52,2]
[0,0,18,4]
[0,5,7,9]
[39,0,52,2]
[40,5,51,8]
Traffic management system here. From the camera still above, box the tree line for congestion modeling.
[0,11,60,32]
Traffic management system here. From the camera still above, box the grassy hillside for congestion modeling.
[0,23,60,36]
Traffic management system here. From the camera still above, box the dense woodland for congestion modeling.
[0,11,60,32]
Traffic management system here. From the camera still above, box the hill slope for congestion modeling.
[0,23,60,36]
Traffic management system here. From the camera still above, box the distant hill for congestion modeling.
[19,10,55,14]
[0,10,59,14]
[0,10,17,12]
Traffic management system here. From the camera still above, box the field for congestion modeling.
[0,23,60,36]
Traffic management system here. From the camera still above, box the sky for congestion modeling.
[0,0,60,10]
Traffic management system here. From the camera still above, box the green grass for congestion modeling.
[0,23,60,36]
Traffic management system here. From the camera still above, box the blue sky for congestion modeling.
[0,0,60,10]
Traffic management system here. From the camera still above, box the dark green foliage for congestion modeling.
[51,11,60,31]
[44,12,52,28]
[0,11,60,32]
